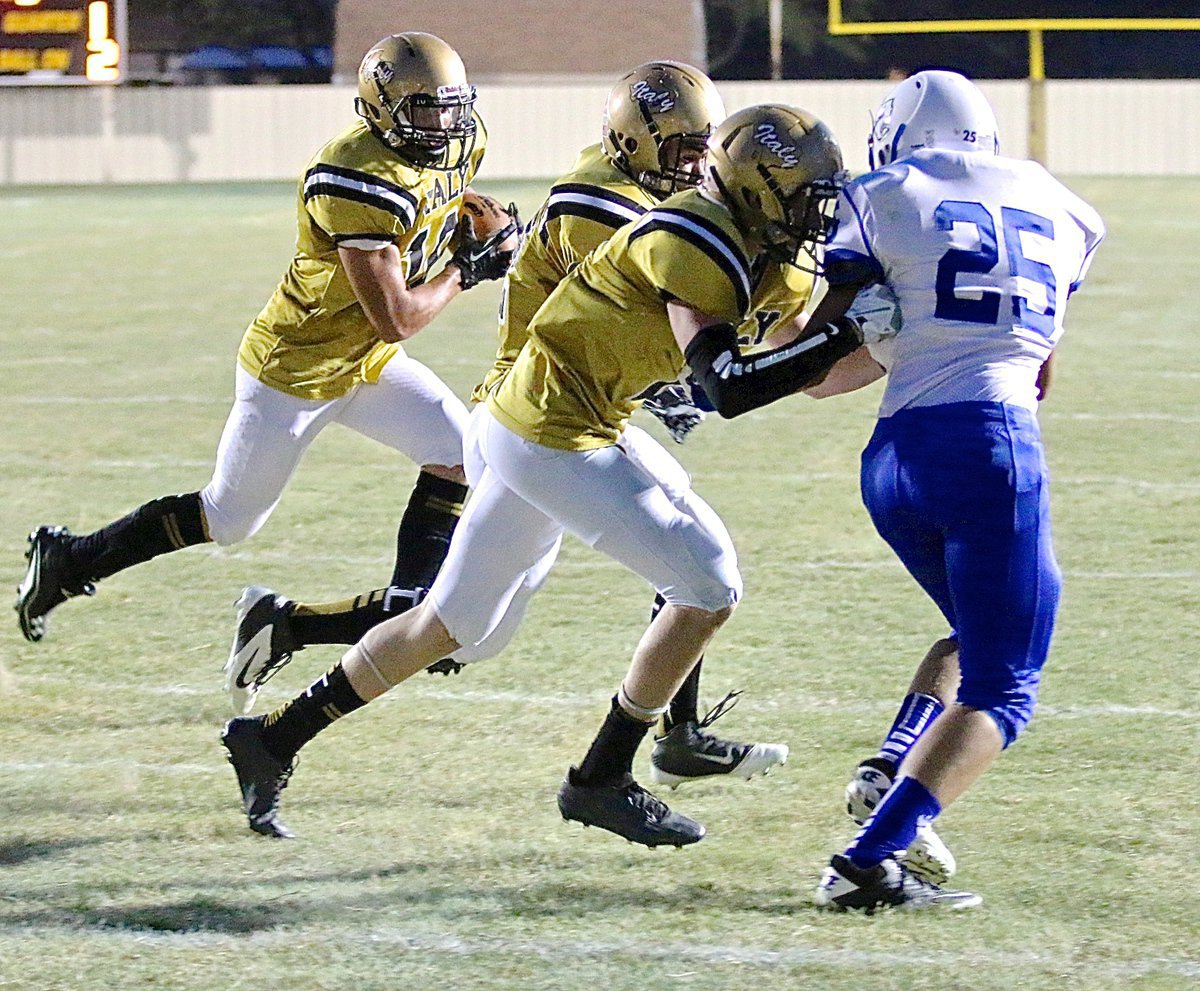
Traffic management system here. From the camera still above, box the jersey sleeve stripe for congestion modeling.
[306,164,420,209]
[303,167,419,227]
[334,234,393,250]
[824,248,884,287]
[631,211,751,315]
[544,185,646,230]
[552,183,646,215]
[545,196,645,230]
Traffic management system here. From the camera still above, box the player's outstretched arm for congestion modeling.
[803,346,886,399]
[669,301,863,419]
[341,242,466,343]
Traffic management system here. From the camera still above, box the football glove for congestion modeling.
[846,283,902,344]
[451,222,518,290]
[505,201,527,249]
[685,374,714,412]
[643,383,706,444]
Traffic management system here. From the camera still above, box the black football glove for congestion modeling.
[505,201,525,246]
[643,382,706,444]
[451,220,519,290]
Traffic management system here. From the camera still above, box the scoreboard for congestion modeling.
[0,0,125,83]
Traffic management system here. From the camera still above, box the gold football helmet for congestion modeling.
[601,61,726,197]
[355,32,476,169]
[705,104,845,270]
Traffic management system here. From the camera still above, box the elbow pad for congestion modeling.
[684,317,864,418]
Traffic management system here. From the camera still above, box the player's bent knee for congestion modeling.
[198,495,271,547]
[963,686,1040,748]
[660,596,737,629]
[675,575,741,616]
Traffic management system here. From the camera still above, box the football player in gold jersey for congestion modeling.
[224,62,789,787]
[15,34,515,647]
[221,104,876,844]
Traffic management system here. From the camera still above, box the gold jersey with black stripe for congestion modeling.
[471,144,653,403]
[738,254,816,347]
[239,116,486,400]
[487,188,754,450]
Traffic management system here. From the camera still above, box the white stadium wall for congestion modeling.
[0,79,1195,185]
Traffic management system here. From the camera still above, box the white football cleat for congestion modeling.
[845,757,957,883]
[224,586,298,714]
[815,854,981,913]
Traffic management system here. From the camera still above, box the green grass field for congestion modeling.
[1,178,1198,991]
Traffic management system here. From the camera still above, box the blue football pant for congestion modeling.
[860,402,1061,746]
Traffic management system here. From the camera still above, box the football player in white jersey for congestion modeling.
[14,35,515,646]
[223,62,790,792]
[219,104,868,844]
[805,71,1105,911]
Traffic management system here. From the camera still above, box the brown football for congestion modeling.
[457,189,518,250]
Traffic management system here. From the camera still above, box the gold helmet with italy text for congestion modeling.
[355,32,476,169]
[601,60,726,196]
[705,104,845,270]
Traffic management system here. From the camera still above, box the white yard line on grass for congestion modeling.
[1045,411,1200,425]
[0,759,218,774]
[1,925,1195,979]
[10,453,1195,492]
[6,396,227,406]
[197,547,1200,579]
[9,676,1199,723]
[7,395,1200,426]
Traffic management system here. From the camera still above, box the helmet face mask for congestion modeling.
[657,133,711,191]
[602,61,726,198]
[391,89,475,160]
[706,105,845,273]
[760,174,843,269]
[868,69,999,170]
[356,33,477,170]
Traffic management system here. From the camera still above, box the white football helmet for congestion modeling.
[868,70,999,170]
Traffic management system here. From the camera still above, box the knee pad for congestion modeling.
[963,682,1041,748]
[199,490,268,547]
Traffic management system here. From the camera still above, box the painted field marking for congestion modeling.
[9,675,1199,722]
[0,924,1194,979]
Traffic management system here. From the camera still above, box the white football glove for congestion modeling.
[847,283,902,345]
[643,383,706,444]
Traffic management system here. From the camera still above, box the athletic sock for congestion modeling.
[575,695,654,786]
[287,586,423,648]
[390,470,467,589]
[648,593,702,732]
[877,692,945,767]
[845,776,942,870]
[259,663,367,764]
[666,658,702,731]
[68,491,209,582]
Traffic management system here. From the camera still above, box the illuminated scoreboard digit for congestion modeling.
[0,0,126,84]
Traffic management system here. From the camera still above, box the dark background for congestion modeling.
[126,0,1200,82]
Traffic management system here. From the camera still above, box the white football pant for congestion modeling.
[200,358,468,546]
[432,405,741,664]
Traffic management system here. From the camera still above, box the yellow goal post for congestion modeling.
[822,0,1200,163]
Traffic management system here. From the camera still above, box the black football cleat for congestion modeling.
[221,716,296,839]
[649,692,788,789]
[15,525,94,643]
[814,854,981,913]
[556,767,705,848]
